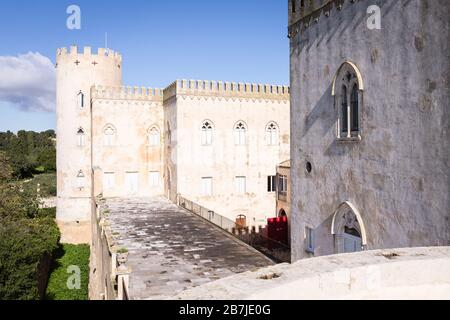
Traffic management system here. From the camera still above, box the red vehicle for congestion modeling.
[267,216,289,247]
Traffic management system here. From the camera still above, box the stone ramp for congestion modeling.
[106,197,274,300]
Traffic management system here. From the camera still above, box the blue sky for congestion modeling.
[0,0,289,132]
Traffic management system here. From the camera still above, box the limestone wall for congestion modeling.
[165,80,290,227]
[289,0,450,260]
[91,86,165,199]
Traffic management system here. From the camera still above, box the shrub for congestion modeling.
[45,244,90,300]
[0,184,40,220]
[0,216,60,300]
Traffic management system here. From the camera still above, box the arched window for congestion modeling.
[148,126,160,146]
[332,62,363,140]
[265,122,279,146]
[341,85,348,134]
[77,91,85,109]
[351,84,359,132]
[331,202,367,254]
[234,121,247,146]
[77,128,85,147]
[103,124,116,146]
[201,120,214,146]
[76,170,85,189]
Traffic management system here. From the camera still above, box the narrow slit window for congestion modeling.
[77,128,85,147]
[77,91,85,108]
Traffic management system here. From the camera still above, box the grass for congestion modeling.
[45,244,90,300]
[18,172,56,198]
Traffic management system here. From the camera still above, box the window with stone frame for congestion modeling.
[235,176,246,194]
[267,175,276,192]
[234,121,247,146]
[201,120,214,146]
[333,62,363,141]
[265,122,279,146]
[76,170,85,189]
[148,126,160,146]
[103,124,116,146]
[77,127,85,147]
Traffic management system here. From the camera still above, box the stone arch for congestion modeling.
[265,121,279,146]
[103,124,117,146]
[331,201,367,252]
[234,120,248,145]
[147,125,161,146]
[279,208,287,217]
[201,120,214,145]
[331,61,364,96]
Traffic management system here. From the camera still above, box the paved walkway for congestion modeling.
[106,197,274,300]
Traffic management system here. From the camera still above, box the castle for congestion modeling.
[55,46,290,243]
[57,0,449,263]
[288,0,450,260]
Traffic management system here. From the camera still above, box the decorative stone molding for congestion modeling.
[288,0,357,39]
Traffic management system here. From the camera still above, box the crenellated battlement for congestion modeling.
[163,79,290,102]
[56,46,122,62]
[91,85,163,102]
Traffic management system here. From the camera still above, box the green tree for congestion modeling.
[0,152,12,182]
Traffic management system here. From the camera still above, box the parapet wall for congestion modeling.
[56,46,122,63]
[163,79,290,103]
[175,247,450,300]
[91,85,164,102]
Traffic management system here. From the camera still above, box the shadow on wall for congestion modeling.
[303,83,335,136]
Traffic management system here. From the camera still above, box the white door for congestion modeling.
[125,172,139,195]
[343,233,362,253]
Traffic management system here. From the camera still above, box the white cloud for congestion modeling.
[0,52,55,112]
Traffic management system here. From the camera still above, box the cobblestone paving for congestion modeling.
[106,197,274,300]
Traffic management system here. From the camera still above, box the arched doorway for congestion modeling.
[278,209,287,218]
[331,201,367,254]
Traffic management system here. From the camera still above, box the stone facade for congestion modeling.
[288,0,450,260]
[56,47,290,243]
[164,80,290,227]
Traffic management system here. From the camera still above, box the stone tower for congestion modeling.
[56,46,122,243]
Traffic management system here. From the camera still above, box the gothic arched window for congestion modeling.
[265,122,279,146]
[77,128,85,147]
[234,121,247,146]
[332,62,363,140]
[201,120,214,146]
[341,85,348,134]
[148,126,160,146]
[103,124,116,146]
[351,84,359,132]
